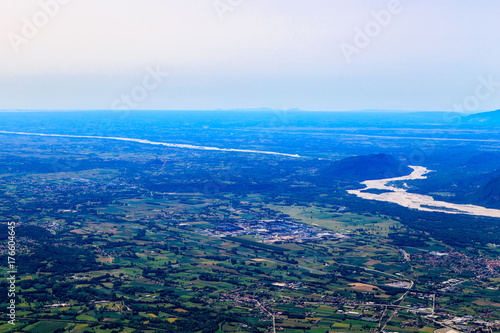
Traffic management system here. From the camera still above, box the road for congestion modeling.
[378,248,415,332]
[248,298,276,333]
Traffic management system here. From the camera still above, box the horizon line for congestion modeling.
[0,108,490,114]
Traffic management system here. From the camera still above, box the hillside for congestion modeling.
[464,109,500,125]
[464,152,500,172]
[473,174,500,208]
[319,153,412,182]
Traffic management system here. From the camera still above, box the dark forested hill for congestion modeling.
[319,153,412,182]
[473,174,500,208]
[464,152,500,172]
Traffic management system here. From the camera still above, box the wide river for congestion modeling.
[348,166,500,218]
[0,131,301,158]
[2,131,500,218]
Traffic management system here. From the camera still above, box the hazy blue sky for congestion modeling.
[1,0,500,111]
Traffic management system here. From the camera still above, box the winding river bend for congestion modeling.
[348,166,500,218]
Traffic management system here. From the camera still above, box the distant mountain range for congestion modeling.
[320,153,412,182]
[464,109,500,124]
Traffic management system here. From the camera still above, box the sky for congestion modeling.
[1,0,500,112]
